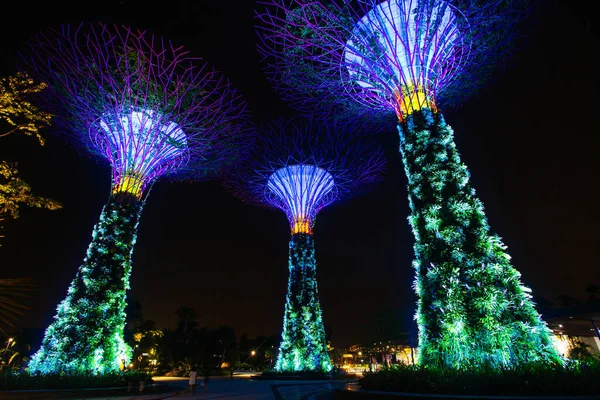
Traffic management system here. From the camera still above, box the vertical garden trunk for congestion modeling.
[29,193,143,374]
[275,232,332,372]
[398,108,560,369]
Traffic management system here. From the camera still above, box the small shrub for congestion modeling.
[359,359,600,396]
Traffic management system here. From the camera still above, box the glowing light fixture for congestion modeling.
[267,165,335,234]
[96,109,188,198]
[344,0,463,119]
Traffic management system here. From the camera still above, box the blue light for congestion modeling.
[94,108,189,195]
[344,0,464,101]
[267,164,335,233]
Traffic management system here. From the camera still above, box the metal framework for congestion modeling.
[18,22,253,375]
[267,164,335,234]
[254,0,561,370]
[225,116,385,234]
[224,116,385,372]
[20,22,253,199]
[256,0,529,120]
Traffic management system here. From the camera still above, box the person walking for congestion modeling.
[189,367,199,395]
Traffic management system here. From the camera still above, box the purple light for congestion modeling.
[20,22,253,198]
[223,117,384,373]
[94,108,189,195]
[344,0,468,115]
[17,22,254,376]
[256,0,520,118]
[223,117,385,233]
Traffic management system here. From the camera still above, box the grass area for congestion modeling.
[358,359,600,396]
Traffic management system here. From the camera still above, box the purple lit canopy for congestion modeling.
[256,0,529,120]
[19,22,253,199]
[223,117,385,234]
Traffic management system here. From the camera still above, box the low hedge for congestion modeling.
[359,359,600,396]
[0,370,152,390]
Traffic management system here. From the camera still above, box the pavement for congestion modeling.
[92,374,357,400]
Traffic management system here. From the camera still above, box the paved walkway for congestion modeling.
[93,376,356,400]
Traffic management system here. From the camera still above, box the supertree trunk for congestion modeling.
[275,232,332,372]
[28,193,143,374]
[398,108,560,369]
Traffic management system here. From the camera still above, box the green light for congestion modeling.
[399,108,561,369]
[275,233,332,372]
[28,194,142,374]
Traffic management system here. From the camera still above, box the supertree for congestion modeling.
[256,0,561,369]
[18,23,253,374]
[223,116,385,372]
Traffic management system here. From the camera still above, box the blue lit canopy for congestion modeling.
[20,22,253,200]
[19,22,254,375]
[344,0,467,115]
[222,116,385,374]
[267,164,335,234]
[223,116,386,234]
[95,108,189,196]
[256,0,527,121]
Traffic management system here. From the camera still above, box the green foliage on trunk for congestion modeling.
[276,233,332,372]
[398,108,560,369]
[29,194,143,375]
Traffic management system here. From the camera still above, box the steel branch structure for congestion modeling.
[19,22,253,375]
[224,116,385,372]
[256,0,530,118]
[256,0,560,369]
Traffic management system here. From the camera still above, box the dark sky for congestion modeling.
[0,1,598,348]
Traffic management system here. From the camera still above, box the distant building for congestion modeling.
[332,305,600,373]
[333,338,417,374]
[544,304,600,358]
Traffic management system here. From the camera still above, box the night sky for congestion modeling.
[0,1,598,348]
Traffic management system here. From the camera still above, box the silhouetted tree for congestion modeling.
[175,306,199,346]
[585,284,599,304]
[126,298,144,328]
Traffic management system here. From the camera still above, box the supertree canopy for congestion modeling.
[256,0,561,369]
[18,22,252,375]
[224,116,385,372]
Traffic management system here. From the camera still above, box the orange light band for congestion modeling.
[291,217,312,234]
